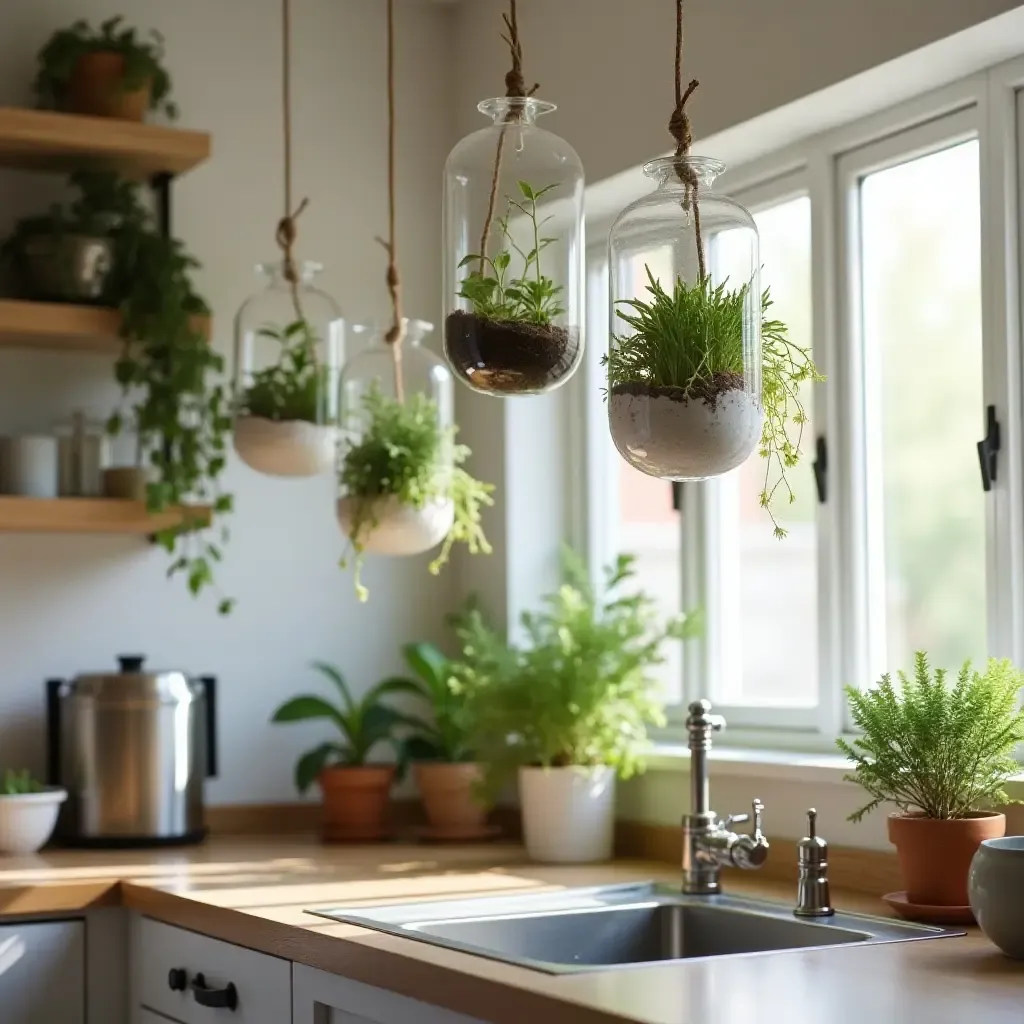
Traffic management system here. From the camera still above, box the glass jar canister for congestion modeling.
[607,156,762,480]
[443,96,584,396]
[337,319,455,555]
[232,260,344,478]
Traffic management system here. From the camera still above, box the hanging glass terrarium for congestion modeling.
[232,260,343,477]
[442,4,584,396]
[608,155,762,480]
[337,319,456,557]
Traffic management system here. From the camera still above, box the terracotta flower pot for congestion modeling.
[414,762,487,833]
[318,765,394,843]
[888,811,1005,906]
[66,52,151,121]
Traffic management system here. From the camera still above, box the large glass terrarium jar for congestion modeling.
[233,260,343,477]
[607,156,762,480]
[443,96,584,396]
[337,319,455,555]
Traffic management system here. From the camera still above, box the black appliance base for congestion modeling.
[55,828,208,849]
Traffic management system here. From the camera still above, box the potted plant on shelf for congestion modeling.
[837,652,1024,919]
[0,769,67,855]
[33,16,177,122]
[270,661,419,842]
[452,549,700,863]
[337,385,494,602]
[391,641,492,839]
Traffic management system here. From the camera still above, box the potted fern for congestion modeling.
[838,653,1024,917]
[452,549,700,863]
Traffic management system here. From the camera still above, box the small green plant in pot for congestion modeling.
[451,548,701,863]
[837,652,1024,916]
[270,662,421,842]
[34,16,176,122]
[0,769,67,855]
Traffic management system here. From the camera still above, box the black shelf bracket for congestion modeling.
[977,404,1001,492]
[671,481,683,512]
[812,435,828,504]
[150,172,174,237]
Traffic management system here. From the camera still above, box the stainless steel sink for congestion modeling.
[311,882,961,973]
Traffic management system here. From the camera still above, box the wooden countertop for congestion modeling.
[0,837,1020,1024]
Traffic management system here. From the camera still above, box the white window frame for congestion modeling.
[581,56,1024,752]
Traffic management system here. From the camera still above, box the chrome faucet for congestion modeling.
[682,699,770,894]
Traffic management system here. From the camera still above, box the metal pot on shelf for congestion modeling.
[22,233,114,303]
[46,654,218,847]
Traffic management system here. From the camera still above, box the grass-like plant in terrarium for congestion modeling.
[446,181,580,393]
[605,267,821,538]
[338,385,493,603]
[238,319,327,423]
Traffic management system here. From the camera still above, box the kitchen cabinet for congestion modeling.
[0,918,85,1024]
[293,963,487,1024]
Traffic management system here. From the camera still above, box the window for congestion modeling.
[582,64,1024,748]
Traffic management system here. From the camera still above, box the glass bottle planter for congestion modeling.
[232,260,343,477]
[337,319,455,556]
[607,156,762,480]
[443,96,584,396]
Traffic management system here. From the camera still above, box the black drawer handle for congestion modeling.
[191,972,238,1011]
[168,967,188,992]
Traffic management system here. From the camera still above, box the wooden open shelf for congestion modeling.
[0,107,210,179]
[0,497,211,535]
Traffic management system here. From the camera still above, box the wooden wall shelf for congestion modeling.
[0,107,210,179]
[0,497,211,535]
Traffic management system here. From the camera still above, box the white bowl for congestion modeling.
[0,788,67,854]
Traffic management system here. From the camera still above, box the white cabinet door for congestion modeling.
[293,963,488,1024]
[0,919,85,1024]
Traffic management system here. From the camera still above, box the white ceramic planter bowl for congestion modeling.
[519,765,615,864]
[969,836,1024,958]
[336,495,454,555]
[234,416,336,477]
[0,788,67,854]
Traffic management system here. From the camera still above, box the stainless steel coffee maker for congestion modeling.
[46,654,217,846]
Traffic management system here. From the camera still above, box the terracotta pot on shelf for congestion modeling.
[888,811,1006,906]
[318,765,394,843]
[65,52,151,121]
[414,762,487,834]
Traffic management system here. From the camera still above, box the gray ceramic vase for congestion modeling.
[968,836,1024,958]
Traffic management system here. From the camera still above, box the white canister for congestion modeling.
[518,765,616,863]
[4,436,59,498]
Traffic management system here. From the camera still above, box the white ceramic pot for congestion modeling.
[233,416,336,478]
[336,495,454,555]
[0,788,67,854]
[518,765,615,863]
[969,836,1024,958]
[2,436,59,497]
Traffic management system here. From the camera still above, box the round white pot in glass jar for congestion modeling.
[607,156,762,480]
[233,260,344,477]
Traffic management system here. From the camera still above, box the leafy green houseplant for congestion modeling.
[837,652,1023,911]
[451,549,700,862]
[34,16,176,121]
[270,661,419,842]
[337,385,494,602]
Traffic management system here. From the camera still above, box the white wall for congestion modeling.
[0,0,458,804]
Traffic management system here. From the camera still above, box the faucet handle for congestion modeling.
[730,798,769,870]
[751,798,765,841]
[719,811,749,831]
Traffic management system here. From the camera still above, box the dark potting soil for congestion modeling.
[445,310,581,394]
[611,371,746,410]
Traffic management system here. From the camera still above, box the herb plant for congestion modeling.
[606,268,821,538]
[34,16,176,118]
[458,181,564,325]
[340,386,494,602]
[837,652,1024,822]
[238,319,327,423]
[450,548,701,800]
[270,661,421,794]
[1,769,42,796]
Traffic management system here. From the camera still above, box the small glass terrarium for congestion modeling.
[337,319,455,556]
[443,96,584,396]
[232,260,343,477]
[607,156,762,480]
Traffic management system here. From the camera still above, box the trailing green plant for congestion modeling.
[238,319,328,423]
[457,180,564,325]
[34,16,176,118]
[605,267,822,538]
[837,652,1024,822]
[339,385,494,602]
[450,548,702,801]
[270,661,422,793]
[0,769,42,796]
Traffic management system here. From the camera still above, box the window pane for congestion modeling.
[860,141,986,675]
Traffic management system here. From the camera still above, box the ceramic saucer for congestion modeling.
[882,891,975,925]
